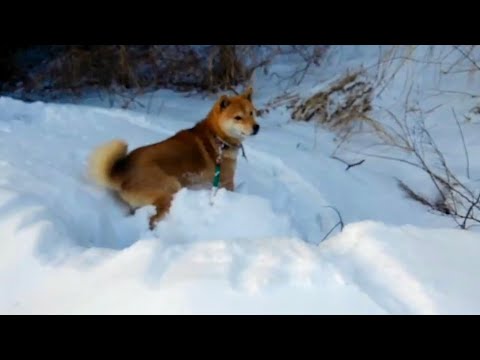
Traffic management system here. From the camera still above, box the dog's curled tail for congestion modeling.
[88,139,128,190]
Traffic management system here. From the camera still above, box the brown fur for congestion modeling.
[88,87,259,229]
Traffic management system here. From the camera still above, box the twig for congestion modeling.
[411,145,447,204]
[441,68,478,75]
[429,89,480,99]
[461,193,480,229]
[146,91,155,116]
[227,85,239,95]
[355,151,422,170]
[320,206,345,242]
[331,156,365,171]
[443,46,472,74]
[320,222,343,242]
[331,126,356,157]
[453,45,480,72]
[452,108,470,179]
[397,179,433,208]
[324,206,345,231]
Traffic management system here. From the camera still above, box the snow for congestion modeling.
[322,221,480,315]
[1,45,480,314]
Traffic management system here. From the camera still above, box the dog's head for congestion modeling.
[212,86,260,142]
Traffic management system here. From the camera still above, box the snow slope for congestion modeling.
[1,45,480,314]
[0,97,382,314]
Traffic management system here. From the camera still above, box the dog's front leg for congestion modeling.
[223,179,235,191]
[220,158,236,191]
[221,172,235,191]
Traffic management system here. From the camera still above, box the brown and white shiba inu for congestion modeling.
[88,86,260,229]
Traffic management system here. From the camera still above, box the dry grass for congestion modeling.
[397,179,452,215]
[3,45,325,102]
[301,45,480,230]
[290,71,375,140]
[367,91,479,227]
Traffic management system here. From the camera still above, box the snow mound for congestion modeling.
[152,188,298,243]
[321,221,480,315]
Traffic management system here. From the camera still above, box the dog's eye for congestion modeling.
[250,111,253,116]
[234,116,242,120]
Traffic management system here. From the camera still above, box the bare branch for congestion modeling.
[320,206,345,242]
[461,193,480,229]
[331,156,365,171]
[346,160,365,171]
[227,85,239,95]
[428,89,480,99]
[354,151,423,170]
[443,46,473,74]
[397,179,433,208]
[452,108,470,179]
[329,46,480,230]
[453,45,480,72]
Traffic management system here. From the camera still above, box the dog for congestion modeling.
[88,86,260,229]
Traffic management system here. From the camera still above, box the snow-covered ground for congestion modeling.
[1,45,480,314]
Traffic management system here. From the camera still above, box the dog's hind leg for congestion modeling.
[119,168,181,229]
[149,192,175,230]
[117,167,181,229]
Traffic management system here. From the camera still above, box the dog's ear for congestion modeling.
[242,86,253,101]
[218,95,230,110]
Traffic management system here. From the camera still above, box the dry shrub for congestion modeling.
[20,45,204,96]
[3,45,288,100]
[207,45,267,91]
[37,46,140,91]
[290,70,374,137]
[0,48,20,84]
[1,45,332,102]
[397,179,453,215]
[292,45,480,230]
[267,45,331,86]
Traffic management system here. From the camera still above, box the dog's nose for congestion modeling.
[253,124,260,135]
